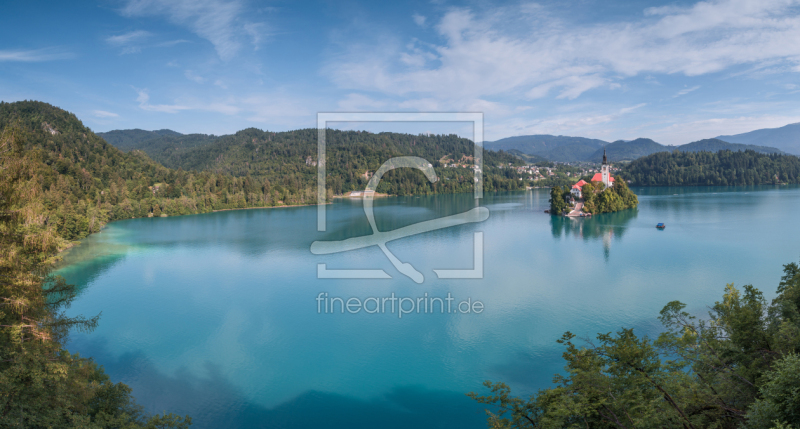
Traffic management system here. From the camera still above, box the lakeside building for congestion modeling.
[571,149,614,198]
[574,148,614,193]
[571,180,588,198]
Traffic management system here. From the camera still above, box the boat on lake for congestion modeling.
[656,223,666,229]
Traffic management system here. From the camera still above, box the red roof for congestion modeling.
[591,173,614,183]
[572,179,588,189]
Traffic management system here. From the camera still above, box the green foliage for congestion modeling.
[0,123,190,427]
[549,186,566,214]
[679,139,783,155]
[621,150,800,186]
[96,129,182,151]
[470,259,800,429]
[99,130,217,157]
[745,354,800,429]
[0,101,527,243]
[581,180,638,214]
[508,149,549,164]
[141,127,526,197]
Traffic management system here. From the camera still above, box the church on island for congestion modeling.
[571,149,613,198]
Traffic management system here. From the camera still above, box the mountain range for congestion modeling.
[485,123,800,162]
[716,122,800,156]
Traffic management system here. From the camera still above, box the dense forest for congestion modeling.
[470,258,800,429]
[96,128,183,150]
[97,129,217,156]
[677,138,783,155]
[108,127,525,197]
[621,150,800,186]
[0,123,190,427]
[0,101,525,243]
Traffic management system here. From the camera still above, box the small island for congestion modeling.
[549,149,638,216]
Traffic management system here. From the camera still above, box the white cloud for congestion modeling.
[135,88,189,113]
[93,110,119,118]
[0,48,73,62]
[496,103,648,138]
[130,88,303,120]
[121,0,267,60]
[412,14,426,27]
[156,39,190,47]
[106,30,151,46]
[243,22,270,50]
[674,85,701,97]
[328,0,800,104]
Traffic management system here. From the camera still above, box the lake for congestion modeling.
[57,186,800,428]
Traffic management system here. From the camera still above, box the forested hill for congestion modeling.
[0,117,191,427]
[588,138,668,162]
[0,100,284,242]
[620,150,800,186]
[97,128,182,149]
[484,135,606,162]
[0,101,525,242]
[99,126,525,197]
[677,138,783,154]
[145,127,523,194]
[98,128,218,157]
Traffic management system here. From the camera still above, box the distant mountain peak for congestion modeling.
[716,122,800,155]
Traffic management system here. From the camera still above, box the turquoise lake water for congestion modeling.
[57,186,800,428]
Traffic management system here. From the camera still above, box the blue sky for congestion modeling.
[2,0,800,144]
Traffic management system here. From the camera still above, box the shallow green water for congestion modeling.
[57,186,800,428]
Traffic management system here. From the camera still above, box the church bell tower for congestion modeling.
[601,148,611,189]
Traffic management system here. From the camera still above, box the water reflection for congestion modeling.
[321,194,482,242]
[57,187,800,429]
[70,336,486,429]
[550,209,639,259]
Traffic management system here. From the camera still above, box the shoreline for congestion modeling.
[211,202,330,212]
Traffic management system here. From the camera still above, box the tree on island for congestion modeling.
[580,180,638,215]
[469,259,800,429]
[549,186,567,214]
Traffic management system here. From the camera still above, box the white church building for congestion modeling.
[571,148,614,198]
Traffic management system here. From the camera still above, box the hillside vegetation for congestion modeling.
[0,120,190,427]
[0,101,525,243]
[0,101,292,242]
[97,129,219,164]
[471,259,800,429]
[96,128,182,150]
[678,138,783,154]
[620,150,800,186]
[141,127,524,196]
